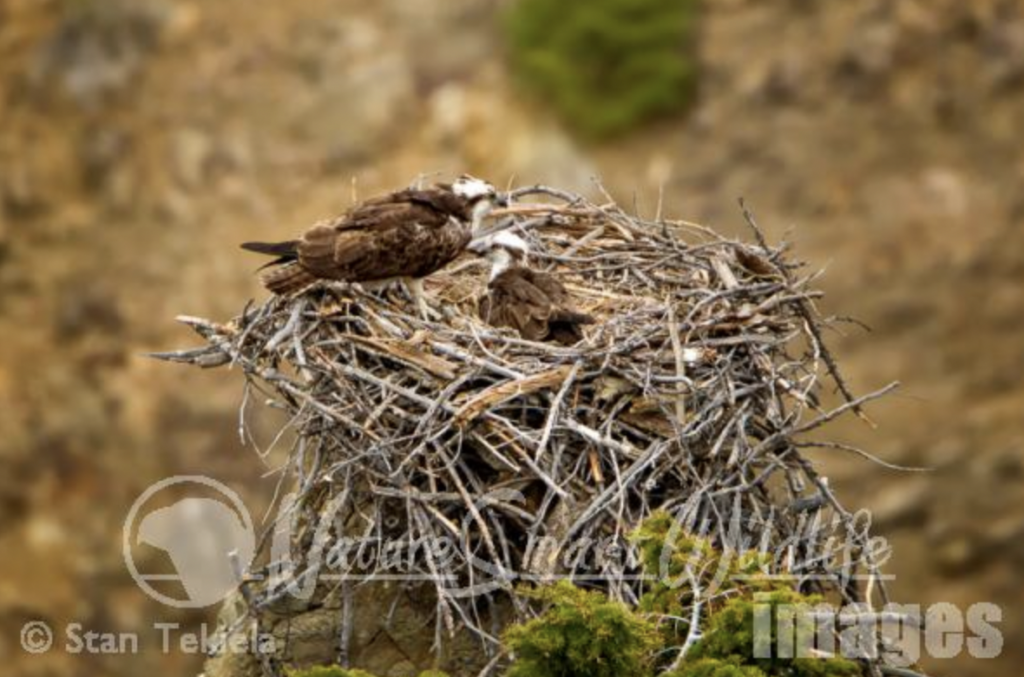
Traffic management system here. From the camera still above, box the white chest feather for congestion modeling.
[488,249,513,282]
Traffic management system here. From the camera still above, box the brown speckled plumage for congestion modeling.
[480,265,594,345]
[242,187,477,294]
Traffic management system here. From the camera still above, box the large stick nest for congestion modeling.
[157,184,897,657]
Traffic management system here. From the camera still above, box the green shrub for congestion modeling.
[286,667,378,677]
[287,668,448,677]
[682,590,862,677]
[632,511,777,649]
[504,0,700,137]
[503,580,660,677]
[671,656,767,677]
[631,512,861,676]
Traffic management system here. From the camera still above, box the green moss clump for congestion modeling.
[632,511,778,650]
[288,669,448,677]
[286,667,378,677]
[503,580,660,677]
[632,512,861,676]
[680,590,861,677]
[504,0,700,138]
[670,656,766,677]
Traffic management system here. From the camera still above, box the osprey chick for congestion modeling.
[470,231,594,345]
[241,176,504,318]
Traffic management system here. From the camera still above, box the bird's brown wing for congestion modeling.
[481,267,558,342]
[517,268,572,306]
[296,189,470,282]
[355,188,470,220]
[340,189,469,234]
[522,268,593,325]
[482,267,593,344]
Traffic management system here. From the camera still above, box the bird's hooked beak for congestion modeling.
[469,192,507,234]
[479,190,508,218]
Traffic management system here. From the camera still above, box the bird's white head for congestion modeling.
[468,231,529,280]
[451,175,506,233]
[451,175,497,200]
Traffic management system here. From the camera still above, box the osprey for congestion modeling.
[241,176,504,318]
[469,232,594,345]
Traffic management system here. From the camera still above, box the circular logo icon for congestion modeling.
[123,475,256,609]
[21,621,53,654]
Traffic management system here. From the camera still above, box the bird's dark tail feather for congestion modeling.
[240,240,299,264]
[549,311,595,345]
[552,310,595,326]
[260,262,317,295]
[241,240,299,256]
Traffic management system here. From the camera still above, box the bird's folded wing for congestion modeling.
[520,268,573,307]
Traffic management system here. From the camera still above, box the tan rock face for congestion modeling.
[205,583,509,677]
[4,1,1024,676]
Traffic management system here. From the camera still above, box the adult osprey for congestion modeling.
[241,176,504,317]
[469,232,594,345]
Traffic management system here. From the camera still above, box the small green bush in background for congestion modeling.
[504,0,700,138]
[503,581,661,677]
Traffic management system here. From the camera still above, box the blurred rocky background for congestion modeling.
[1,0,1022,675]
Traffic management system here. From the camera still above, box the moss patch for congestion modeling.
[504,0,700,138]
